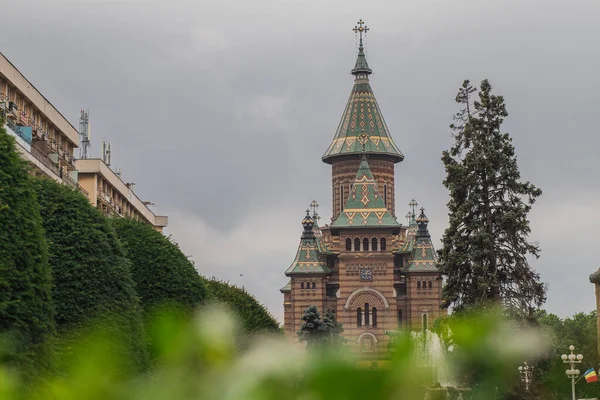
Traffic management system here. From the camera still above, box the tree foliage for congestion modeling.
[438,79,545,316]
[110,218,207,315]
[297,306,344,348]
[204,279,279,333]
[34,179,148,371]
[0,121,55,377]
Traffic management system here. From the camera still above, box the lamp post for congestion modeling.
[518,361,533,391]
[561,345,583,400]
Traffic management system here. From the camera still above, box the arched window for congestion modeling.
[398,309,403,328]
[380,238,387,251]
[422,314,428,332]
[346,238,352,251]
[428,281,432,290]
[312,282,316,290]
[417,281,421,290]
[372,238,378,251]
[364,303,370,326]
[372,307,378,327]
[357,307,362,327]
[363,238,369,251]
[354,238,361,252]
[300,282,304,290]
[384,184,388,207]
[340,185,344,213]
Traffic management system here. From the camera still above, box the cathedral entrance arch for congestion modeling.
[344,287,389,310]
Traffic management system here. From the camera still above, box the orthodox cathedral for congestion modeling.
[280,21,445,357]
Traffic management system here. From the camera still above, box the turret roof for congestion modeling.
[397,199,419,254]
[405,208,439,272]
[322,24,403,164]
[285,211,331,276]
[331,154,400,229]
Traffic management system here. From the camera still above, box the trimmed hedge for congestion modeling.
[0,121,55,376]
[205,279,280,333]
[110,218,207,315]
[35,179,148,371]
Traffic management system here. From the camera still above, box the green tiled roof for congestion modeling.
[322,44,403,164]
[405,209,439,272]
[397,211,418,254]
[285,211,331,276]
[331,156,400,229]
[280,280,291,293]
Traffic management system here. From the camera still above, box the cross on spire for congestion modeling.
[409,198,418,218]
[405,212,412,225]
[353,19,369,48]
[310,200,320,221]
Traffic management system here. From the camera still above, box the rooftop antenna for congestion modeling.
[78,109,91,159]
[101,141,111,166]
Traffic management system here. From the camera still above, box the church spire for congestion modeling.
[352,19,372,76]
[322,20,403,164]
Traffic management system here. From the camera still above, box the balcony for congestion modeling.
[30,145,60,177]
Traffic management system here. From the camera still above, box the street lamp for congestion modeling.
[561,345,583,400]
[518,361,533,391]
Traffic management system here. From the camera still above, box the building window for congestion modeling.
[354,238,361,252]
[422,314,429,332]
[300,282,304,290]
[381,238,387,251]
[372,307,377,327]
[346,238,352,251]
[417,281,421,290]
[357,307,362,327]
[384,184,388,207]
[340,185,344,212]
[312,282,316,290]
[364,303,370,326]
[363,238,369,252]
[398,309,403,328]
[372,238,378,251]
[428,281,432,290]
[361,337,373,352]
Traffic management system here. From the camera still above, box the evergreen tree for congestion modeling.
[438,79,545,316]
[0,119,55,377]
[205,278,279,333]
[297,305,325,348]
[297,306,344,348]
[111,218,207,316]
[35,179,148,371]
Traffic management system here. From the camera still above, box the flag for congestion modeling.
[584,368,598,383]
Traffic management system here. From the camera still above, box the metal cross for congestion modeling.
[353,19,369,44]
[310,200,320,219]
[405,212,412,225]
[409,199,418,217]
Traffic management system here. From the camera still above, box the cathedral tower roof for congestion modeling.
[397,199,419,254]
[331,150,400,229]
[405,208,439,272]
[285,210,331,276]
[322,20,404,164]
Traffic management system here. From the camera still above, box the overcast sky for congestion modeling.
[2,0,599,322]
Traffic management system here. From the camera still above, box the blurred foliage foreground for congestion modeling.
[2,306,594,400]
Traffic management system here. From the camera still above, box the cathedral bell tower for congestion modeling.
[322,20,404,220]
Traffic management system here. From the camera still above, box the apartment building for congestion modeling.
[0,52,168,231]
[76,158,168,232]
[0,52,79,188]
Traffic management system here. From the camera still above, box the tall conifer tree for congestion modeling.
[438,80,545,316]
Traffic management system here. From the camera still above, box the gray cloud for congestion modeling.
[2,0,599,321]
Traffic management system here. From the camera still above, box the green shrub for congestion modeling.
[0,122,55,378]
[205,279,279,333]
[34,179,148,372]
[110,218,207,315]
